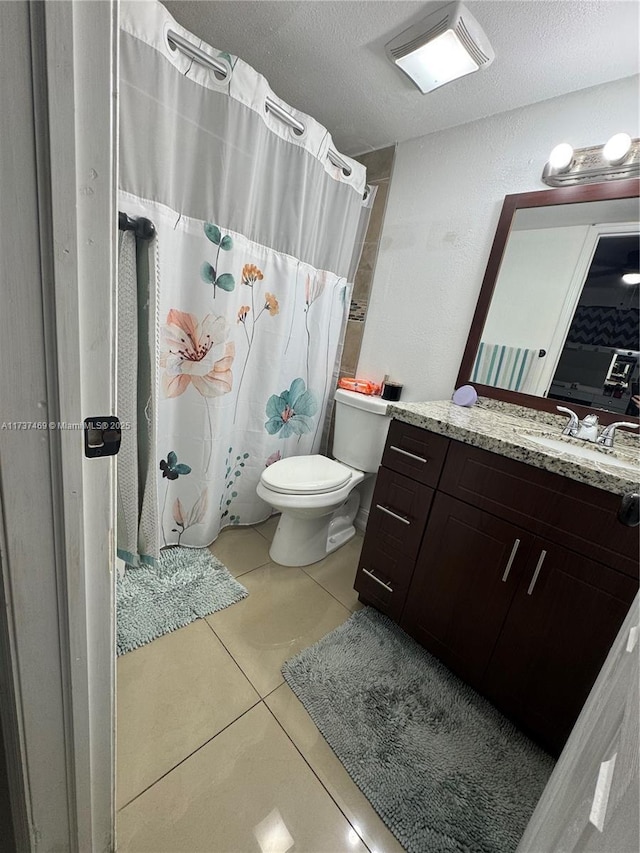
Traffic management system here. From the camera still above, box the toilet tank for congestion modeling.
[332,388,390,473]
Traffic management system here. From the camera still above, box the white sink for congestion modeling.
[522,433,639,472]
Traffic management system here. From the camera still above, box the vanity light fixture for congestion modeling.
[548,143,574,172]
[542,134,640,186]
[385,1,495,94]
[602,132,633,165]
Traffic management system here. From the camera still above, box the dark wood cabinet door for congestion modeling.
[481,539,638,754]
[400,493,534,687]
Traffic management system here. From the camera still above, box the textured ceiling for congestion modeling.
[162,1,640,156]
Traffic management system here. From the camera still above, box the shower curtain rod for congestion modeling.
[119,211,156,240]
[166,29,358,180]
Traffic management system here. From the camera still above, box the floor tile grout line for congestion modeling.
[229,558,272,579]
[261,680,286,702]
[254,517,279,542]
[300,565,359,617]
[116,698,262,813]
[201,614,285,700]
[199,615,267,697]
[262,697,374,853]
[205,556,356,693]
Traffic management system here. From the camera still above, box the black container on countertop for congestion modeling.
[381,382,402,401]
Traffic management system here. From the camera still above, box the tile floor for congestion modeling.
[117,518,404,853]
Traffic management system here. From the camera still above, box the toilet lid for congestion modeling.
[261,455,353,495]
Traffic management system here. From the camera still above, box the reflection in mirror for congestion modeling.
[549,233,639,417]
[468,193,640,417]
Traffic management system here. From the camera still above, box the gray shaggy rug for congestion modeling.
[117,547,247,656]
[282,607,554,853]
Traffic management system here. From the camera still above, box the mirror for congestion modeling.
[457,179,640,425]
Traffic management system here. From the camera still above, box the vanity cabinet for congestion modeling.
[355,419,639,753]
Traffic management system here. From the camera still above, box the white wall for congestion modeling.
[357,75,640,402]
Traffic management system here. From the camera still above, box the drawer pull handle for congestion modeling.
[362,567,394,593]
[390,445,427,464]
[501,538,520,582]
[376,504,411,525]
[527,550,547,596]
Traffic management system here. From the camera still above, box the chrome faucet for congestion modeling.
[596,421,639,448]
[556,406,600,442]
[557,406,639,447]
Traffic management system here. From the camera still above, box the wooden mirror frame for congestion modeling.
[456,178,640,427]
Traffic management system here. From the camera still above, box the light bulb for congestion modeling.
[603,133,632,165]
[622,272,640,285]
[548,143,573,171]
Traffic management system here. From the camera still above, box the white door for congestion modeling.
[0,2,117,850]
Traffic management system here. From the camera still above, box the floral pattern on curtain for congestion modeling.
[121,192,354,547]
[119,1,368,550]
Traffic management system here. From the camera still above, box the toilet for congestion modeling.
[256,388,390,566]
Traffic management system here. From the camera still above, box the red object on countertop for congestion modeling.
[338,377,382,396]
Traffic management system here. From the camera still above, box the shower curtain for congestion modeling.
[119,1,370,549]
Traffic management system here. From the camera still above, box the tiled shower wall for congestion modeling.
[339,145,396,380]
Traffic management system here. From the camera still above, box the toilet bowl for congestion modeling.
[256,455,367,566]
[256,389,390,566]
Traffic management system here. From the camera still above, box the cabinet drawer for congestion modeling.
[354,539,413,620]
[357,532,419,588]
[367,467,434,560]
[440,440,639,578]
[380,420,449,488]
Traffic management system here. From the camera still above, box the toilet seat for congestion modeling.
[261,455,353,495]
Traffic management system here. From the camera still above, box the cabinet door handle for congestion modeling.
[501,538,520,582]
[376,504,411,525]
[527,550,547,595]
[362,567,393,593]
[390,445,427,464]
[617,493,639,527]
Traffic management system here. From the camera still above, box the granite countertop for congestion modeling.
[386,398,640,496]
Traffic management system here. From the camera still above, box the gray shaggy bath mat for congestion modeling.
[282,607,554,853]
[117,547,247,655]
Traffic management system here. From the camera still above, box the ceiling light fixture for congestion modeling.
[622,273,640,285]
[385,1,494,94]
[542,135,640,186]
